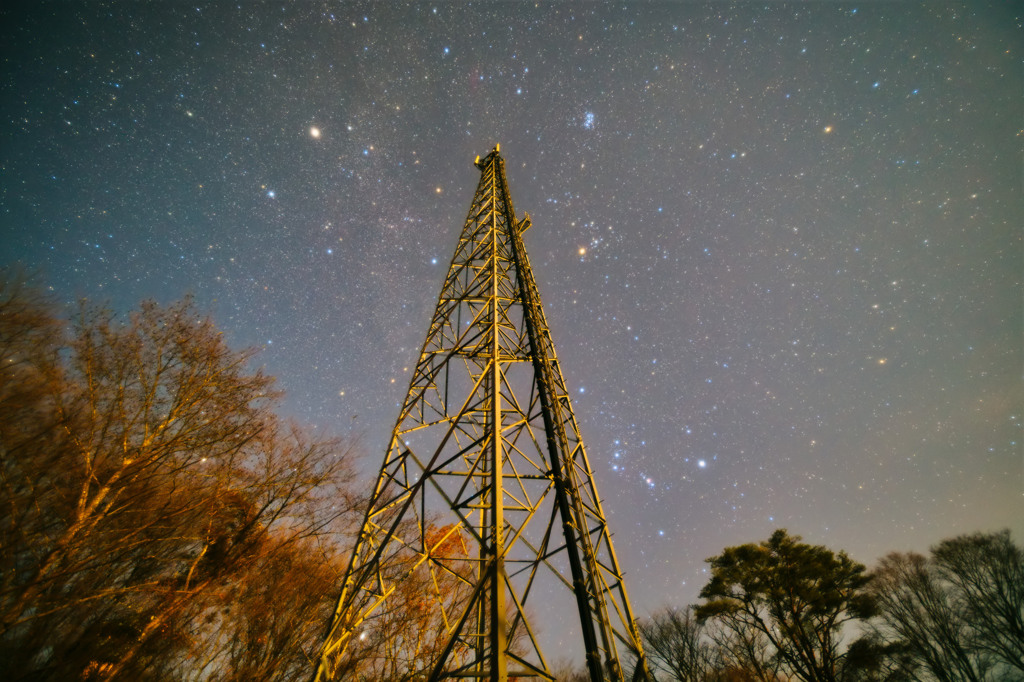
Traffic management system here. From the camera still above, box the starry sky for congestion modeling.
[2,0,1021,637]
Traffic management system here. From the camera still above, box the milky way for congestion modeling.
[2,2,1020,629]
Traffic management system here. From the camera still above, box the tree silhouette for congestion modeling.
[694,529,875,682]
[638,606,717,681]
[871,529,1023,682]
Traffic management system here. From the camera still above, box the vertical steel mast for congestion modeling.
[313,146,650,682]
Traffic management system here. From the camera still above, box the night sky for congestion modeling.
[2,1,1021,635]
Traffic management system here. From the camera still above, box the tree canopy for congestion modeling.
[694,529,875,682]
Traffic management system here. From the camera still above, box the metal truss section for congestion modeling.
[313,146,651,682]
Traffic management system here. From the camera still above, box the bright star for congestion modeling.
[309,126,321,138]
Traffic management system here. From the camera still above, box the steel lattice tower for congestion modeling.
[313,146,650,682]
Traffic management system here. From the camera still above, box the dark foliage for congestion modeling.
[694,529,875,682]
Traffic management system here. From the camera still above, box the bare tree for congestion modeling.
[871,551,989,682]
[336,522,480,681]
[871,530,1023,682]
[0,278,359,680]
[931,530,1024,675]
[196,536,349,682]
[639,606,717,682]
